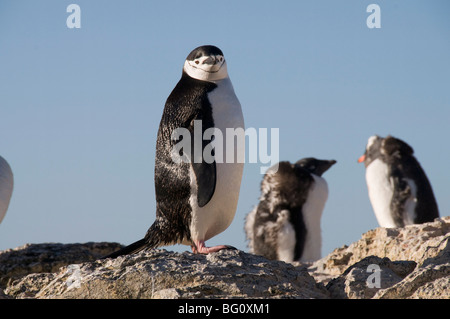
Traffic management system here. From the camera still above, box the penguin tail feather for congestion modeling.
[100,238,148,259]
[100,220,175,259]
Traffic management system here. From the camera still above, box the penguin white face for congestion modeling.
[366,135,379,151]
[358,135,383,167]
[183,45,228,82]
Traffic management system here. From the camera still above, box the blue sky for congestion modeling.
[1,1,449,258]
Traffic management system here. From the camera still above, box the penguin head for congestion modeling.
[260,161,309,207]
[381,135,414,159]
[294,157,337,177]
[358,135,414,167]
[358,135,383,167]
[183,45,228,82]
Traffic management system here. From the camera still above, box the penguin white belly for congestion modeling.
[300,174,328,262]
[366,159,396,228]
[189,77,245,243]
[0,157,13,224]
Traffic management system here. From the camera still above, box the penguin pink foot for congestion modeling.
[191,240,236,254]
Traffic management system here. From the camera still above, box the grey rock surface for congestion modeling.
[1,217,449,299]
[4,248,327,299]
[0,242,123,297]
[325,256,416,299]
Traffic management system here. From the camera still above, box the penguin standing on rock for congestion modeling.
[0,156,13,225]
[245,158,336,263]
[105,45,245,258]
[358,135,439,228]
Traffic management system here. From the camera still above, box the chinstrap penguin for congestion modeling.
[0,156,13,225]
[245,158,336,263]
[358,135,439,228]
[105,45,244,258]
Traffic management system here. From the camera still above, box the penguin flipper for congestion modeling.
[288,206,307,261]
[188,112,217,208]
[390,172,411,227]
[162,75,218,208]
[192,161,216,207]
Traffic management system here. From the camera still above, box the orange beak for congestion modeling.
[357,154,366,163]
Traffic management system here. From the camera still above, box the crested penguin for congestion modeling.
[0,156,13,224]
[245,158,336,263]
[105,45,244,258]
[358,135,439,228]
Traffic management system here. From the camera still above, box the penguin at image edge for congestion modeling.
[245,158,336,263]
[104,45,245,258]
[0,155,13,225]
[358,135,439,228]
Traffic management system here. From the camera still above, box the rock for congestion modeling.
[325,256,416,299]
[4,249,328,299]
[0,216,449,299]
[313,216,450,299]
[311,216,450,281]
[0,287,10,299]
[0,242,123,288]
[374,235,450,299]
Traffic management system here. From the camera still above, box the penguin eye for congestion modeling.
[195,60,200,64]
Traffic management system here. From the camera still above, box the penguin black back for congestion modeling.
[359,135,439,227]
[153,74,218,245]
[382,136,439,225]
[251,162,313,261]
[245,158,336,262]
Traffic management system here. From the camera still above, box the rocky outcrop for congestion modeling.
[3,248,327,299]
[1,217,449,299]
[324,256,417,299]
[0,242,123,298]
[311,217,450,277]
[311,216,450,298]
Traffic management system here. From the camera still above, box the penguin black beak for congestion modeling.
[315,159,337,176]
[203,56,217,65]
[203,55,224,65]
[325,160,337,171]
